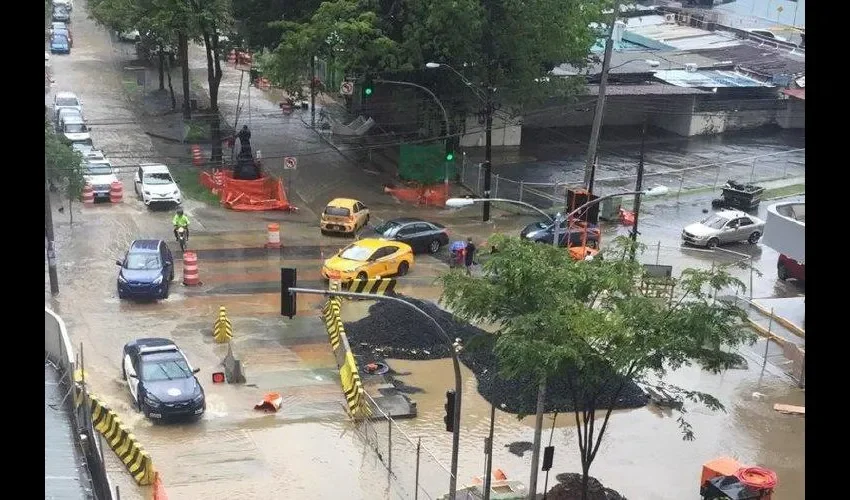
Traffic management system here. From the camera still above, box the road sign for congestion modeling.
[340,81,354,95]
[284,156,297,170]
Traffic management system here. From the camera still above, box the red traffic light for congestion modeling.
[212,372,226,384]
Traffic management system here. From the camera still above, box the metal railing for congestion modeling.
[458,148,805,208]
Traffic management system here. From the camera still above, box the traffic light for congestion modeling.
[445,140,454,162]
[363,77,374,98]
[443,390,456,432]
[281,267,297,318]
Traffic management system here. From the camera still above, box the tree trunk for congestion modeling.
[68,192,74,225]
[178,32,191,119]
[581,463,591,500]
[202,30,224,165]
[166,56,176,111]
[157,45,165,90]
[527,378,547,499]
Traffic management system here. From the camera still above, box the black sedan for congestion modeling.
[520,218,600,247]
[373,217,450,254]
[121,338,206,421]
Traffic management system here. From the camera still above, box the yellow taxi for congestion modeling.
[321,238,414,282]
[320,198,370,235]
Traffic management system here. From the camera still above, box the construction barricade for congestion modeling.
[384,182,449,207]
[182,252,200,286]
[265,223,281,248]
[213,306,233,343]
[88,395,157,485]
[321,296,372,419]
[109,181,124,203]
[81,184,94,205]
[199,169,292,211]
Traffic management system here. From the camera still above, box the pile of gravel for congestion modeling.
[344,296,648,415]
[547,473,627,500]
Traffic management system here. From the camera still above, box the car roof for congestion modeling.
[386,217,426,225]
[139,163,171,174]
[52,22,67,27]
[326,198,360,208]
[714,210,751,218]
[129,239,164,253]
[55,91,79,100]
[63,116,84,124]
[351,238,412,250]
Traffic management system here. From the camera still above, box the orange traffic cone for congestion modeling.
[254,392,282,412]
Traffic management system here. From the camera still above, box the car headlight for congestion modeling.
[152,276,163,285]
[192,393,204,403]
[173,190,180,196]
[118,274,127,283]
[144,394,161,407]
[144,191,151,195]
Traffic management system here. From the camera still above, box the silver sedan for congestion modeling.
[682,210,765,248]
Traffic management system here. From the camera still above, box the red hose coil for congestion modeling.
[735,466,778,489]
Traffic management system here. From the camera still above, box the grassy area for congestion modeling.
[763,183,805,200]
[171,166,221,205]
[184,120,210,142]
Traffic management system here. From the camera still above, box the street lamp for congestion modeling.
[375,78,452,189]
[427,62,495,222]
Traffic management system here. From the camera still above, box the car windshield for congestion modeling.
[325,206,351,217]
[53,35,68,43]
[141,357,191,382]
[85,164,112,175]
[56,97,79,107]
[375,221,402,236]
[339,245,373,261]
[126,252,161,270]
[64,123,86,133]
[701,215,730,229]
[144,173,174,185]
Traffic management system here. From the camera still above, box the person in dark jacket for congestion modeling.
[464,237,476,276]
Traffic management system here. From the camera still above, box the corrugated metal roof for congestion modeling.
[585,83,710,96]
[653,69,774,88]
[689,42,805,78]
[553,49,722,76]
[45,364,93,500]
[781,88,805,100]
[627,23,741,50]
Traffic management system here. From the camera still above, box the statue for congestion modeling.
[236,125,251,156]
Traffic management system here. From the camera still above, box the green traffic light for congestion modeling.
[446,152,454,161]
[364,88,373,96]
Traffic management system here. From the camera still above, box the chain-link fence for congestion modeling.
[354,391,454,500]
[458,148,805,209]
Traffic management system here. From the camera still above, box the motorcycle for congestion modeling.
[176,226,188,252]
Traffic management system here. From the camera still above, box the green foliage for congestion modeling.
[231,0,320,50]
[44,116,85,200]
[440,234,754,490]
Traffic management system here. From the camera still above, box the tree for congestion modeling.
[439,235,753,500]
[45,115,85,224]
[231,0,320,51]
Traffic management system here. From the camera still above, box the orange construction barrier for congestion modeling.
[153,472,169,500]
[237,51,253,67]
[265,223,281,248]
[182,252,200,286]
[384,183,449,207]
[254,77,271,90]
[191,144,203,167]
[619,207,635,226]
[254,392,282,412]
[220,173,291,211]
[109,181,123,203]
[701,457,743,488]
[81,184,94,205]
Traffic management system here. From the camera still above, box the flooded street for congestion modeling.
[47,1,802,497]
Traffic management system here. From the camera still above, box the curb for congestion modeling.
[145,131,186,144]
[750,301,805,338]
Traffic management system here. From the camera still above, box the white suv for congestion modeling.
[83,160,119,200]
[134,164,182,207]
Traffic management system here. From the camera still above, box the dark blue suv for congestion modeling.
[116,240,175,300]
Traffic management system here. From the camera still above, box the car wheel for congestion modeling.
[397,261,409,276]
[161,284,170,299]
[428,239,441,254]
[320,229,328,236]
[169,268,175,282]
[118,290,127,300]
[707,238,720,249]
[356,271,368,281]
[122,362,127,381]
[777,263,789,281]
[365,215,370,227]
[748,231,761,244]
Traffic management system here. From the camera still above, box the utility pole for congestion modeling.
[582,0,622,189]
[630,117,648,262]
[482,89,494,222]
[310,56,317,129]
[45,161,59,296]
[482,403,496,500]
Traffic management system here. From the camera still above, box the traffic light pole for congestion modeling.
[286,286,463,500]
[482,90,494,222]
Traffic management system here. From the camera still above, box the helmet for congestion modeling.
[176,208,184,216]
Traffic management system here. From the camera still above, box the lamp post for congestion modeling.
[427,62,495,222]
[375,78,452,189]
[288,286,463,500]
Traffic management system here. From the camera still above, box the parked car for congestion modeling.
[116,239,175,300]
[777,254,805,282]
[61,115,91,143]
[53,27,73,47]
[134,163,182,207]
[320,198,370,236]
[321,238,414,282]
[520,217,601,248]
[118,29,140,42]
[83,160,118,200]
[50,33,70,54]
[373,217,449,254]
[54,0,74,11]
[121,338,205,421]
[681,210,765,248]
[56,107,83,131]
[53,91,82,119]
[72,142,103,159]
[52,5,71,22]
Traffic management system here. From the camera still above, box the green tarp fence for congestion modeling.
[398,143,456,184]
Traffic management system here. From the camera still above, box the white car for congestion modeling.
[134,164,182,207]
[54,91,82,120]
[61,115,91,144]
[72,143,104,159]
[118,29,140,42]
[682,210,766,248]
[83,160,119,200]
[54,0,73,10]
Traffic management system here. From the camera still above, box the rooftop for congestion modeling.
[45,364,93,500]
[688,43,805,80]
[584,83,710,95]
[653,69,774,88]
[624,15,742,51]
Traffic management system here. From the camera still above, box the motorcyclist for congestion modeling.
[172,208,190,243]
